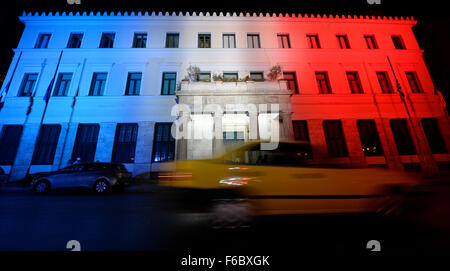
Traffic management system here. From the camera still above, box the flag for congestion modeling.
[0,79,11,111]
[43,77,55,102]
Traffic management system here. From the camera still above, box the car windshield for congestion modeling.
[84,164,109,171]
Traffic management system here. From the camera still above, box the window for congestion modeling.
[71,124,100,162]
[405,72,423,93]
[112,123,138,163]
[198,33,211,48]
[165,33,179,48]
[152,123,175,162]
[389,119,416,155]
[277,34,291,48]
[283,72,299,94]
[60,164,85,172]
[132,33,147,48]
[315,72,332,94]
[89,72,107,96]
[198,72,211,82]
[364,35,378,49]
[31,124,61,165]
[99,33,115,48]
[225,142,313,166]
[292,120,309,141]
[357,119,383,156]
[247,34,261,48]
[125,72,142,95]
[323,120,348,157]
[292,120,312,159]
[392,36,405,49]
[403,163,421,172]
[67,33,83,48]
[307,34,321,48]
[161,72,176,95]
[337,35,350,49]
[377,72,394,93]
[35,33,51,48]
[437,162,450,171]
[250,72,264,81]
[346,72,363,94]
[223,34,236,48]
[18,73,38,96]
[421,118,447,154]
[223,72,238,82]
[223,131,245,146]
[0,125,23,165]
[53,73,73,96]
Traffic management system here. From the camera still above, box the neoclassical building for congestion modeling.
[0,11,449,181]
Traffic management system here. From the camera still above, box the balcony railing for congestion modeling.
[177,80,290,95]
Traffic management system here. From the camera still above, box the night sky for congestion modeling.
[1,0,449,107]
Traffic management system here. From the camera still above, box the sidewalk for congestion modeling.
[0,182,30,193]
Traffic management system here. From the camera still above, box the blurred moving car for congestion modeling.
[30,162,131,194]
[158,141,422,228]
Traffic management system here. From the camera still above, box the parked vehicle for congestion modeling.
[158,141,422,228]
[30,162,131,194]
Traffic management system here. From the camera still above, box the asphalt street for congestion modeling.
[0,183,449,252]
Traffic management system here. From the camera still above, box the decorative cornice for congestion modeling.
[18,11,416,25]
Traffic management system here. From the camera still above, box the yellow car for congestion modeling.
[158,141,421,228]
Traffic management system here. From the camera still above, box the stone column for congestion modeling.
[176,113,191,160]
[307,119,328,163]
[248,111,259,141]
[280,111,294,140]
[341,119,366,167]
[376,118,403,170]
[9,123,41,181]
[187,114,214,160]
[54,122,79,170]
[213,112,225,156]
[134,121,154,177]
[94,122,116,163]
[409,117,438,175]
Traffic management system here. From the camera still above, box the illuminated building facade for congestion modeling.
[0,11,449,181]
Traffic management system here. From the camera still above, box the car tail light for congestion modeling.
[114,169,125,178]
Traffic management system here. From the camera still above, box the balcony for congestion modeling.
[177,80,291,96]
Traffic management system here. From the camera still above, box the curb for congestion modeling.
[0,184,30,193]
[0,183,161,194]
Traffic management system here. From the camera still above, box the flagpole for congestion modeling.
[387,56,433,175]
[57,57,87,170]
[0,51,22,111]
[24,50,64,179]
[1,51,23,183]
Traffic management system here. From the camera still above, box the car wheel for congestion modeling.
[34,180,50,194]
[94,179,110,194]
[210,199,253,229]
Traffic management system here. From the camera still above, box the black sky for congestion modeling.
[1,0,449,106]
